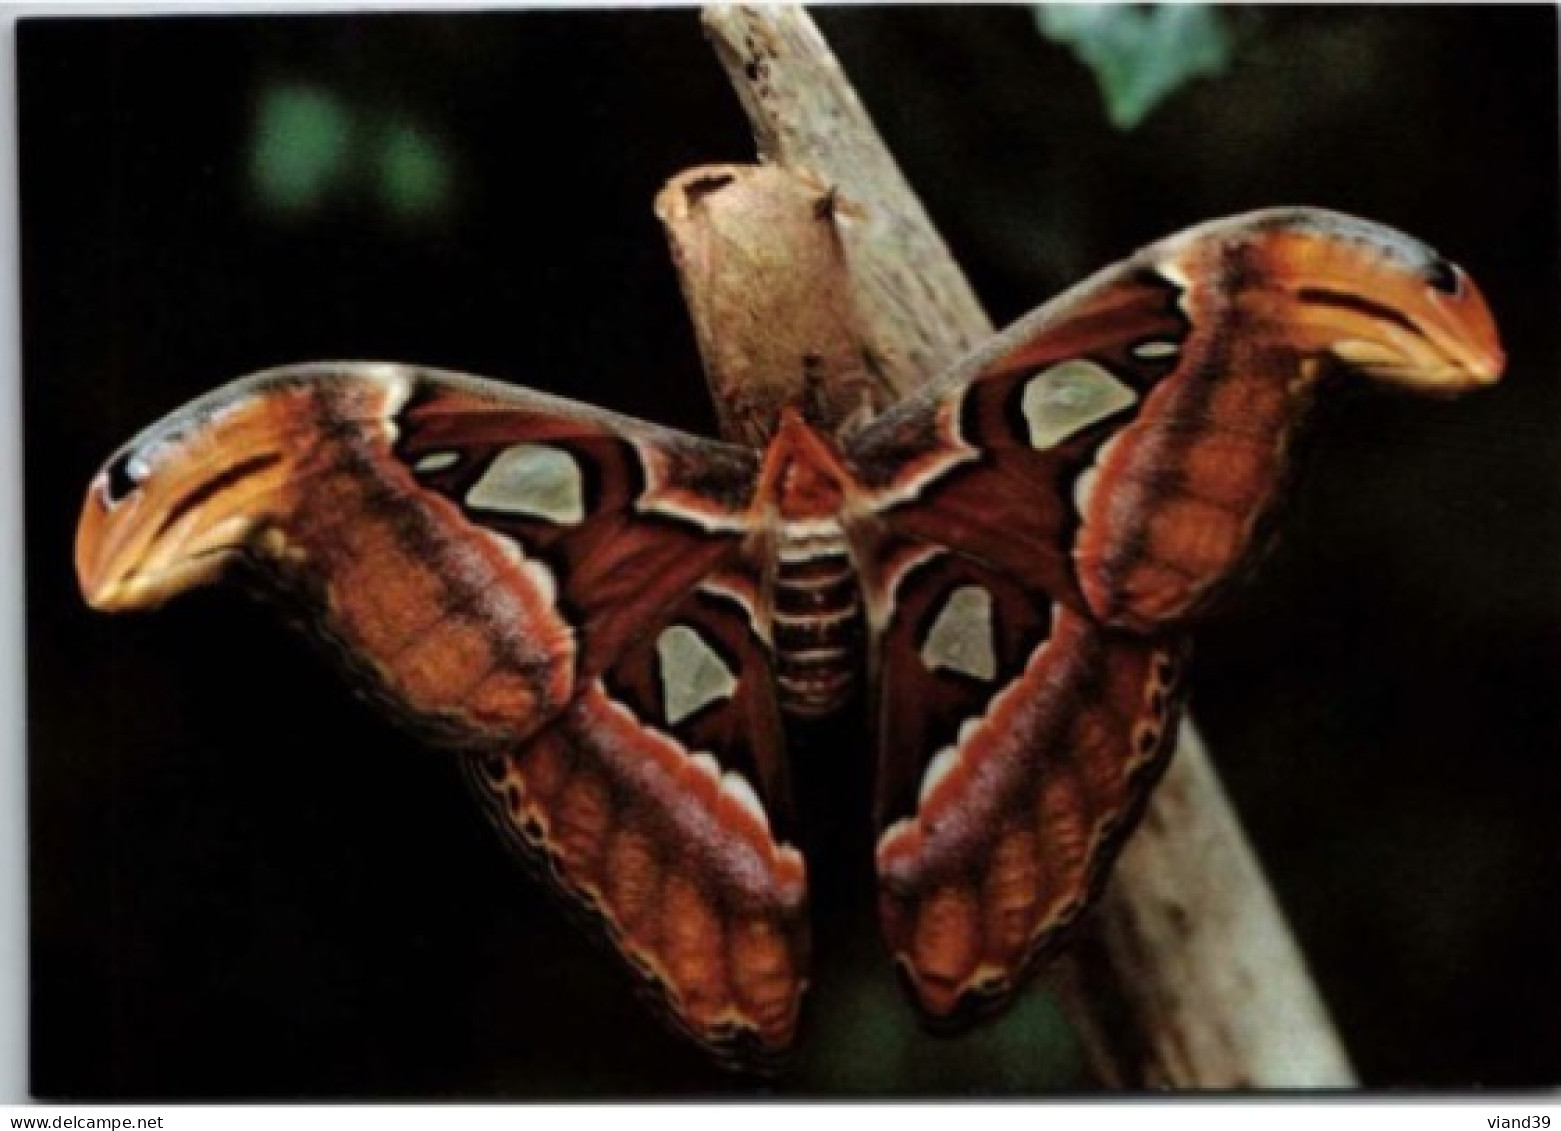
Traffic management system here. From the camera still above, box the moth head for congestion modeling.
[76,379,305,612]
[756,409,854,519]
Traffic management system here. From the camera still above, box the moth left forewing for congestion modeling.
[857,532,1185,1023]
[79,363,769,748]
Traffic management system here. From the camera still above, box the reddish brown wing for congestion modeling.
[466,565,808,1065]
[845,207,1502,1021]
[75,362,808,1064]
[850,207,1503,635]
[855,533,1185,1023]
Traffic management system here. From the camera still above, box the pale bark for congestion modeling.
[701,5,989,401]
[673,3,1357,1090]
[655,164,889,445]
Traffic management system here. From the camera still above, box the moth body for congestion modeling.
[755,413,869,719]
[770,516,864,719]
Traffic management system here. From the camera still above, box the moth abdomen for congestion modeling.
[771,522,864,718]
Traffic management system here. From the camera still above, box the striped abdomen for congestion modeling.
[772,519,863,718]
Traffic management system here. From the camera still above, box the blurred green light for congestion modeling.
[377,120,453,219]
[250,84,352,212]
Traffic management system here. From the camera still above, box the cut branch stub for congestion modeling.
[656,164,890,445]
[702,6,992,397]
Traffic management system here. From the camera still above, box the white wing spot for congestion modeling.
[1072,465,1101,518]
[720,771,771,834]
[477,530,559,605]
[519,556,559,607]
[465,443,586,525]
[1132,340,1181,360]
[414,451,461,474]
[1020,360,1138,450]
[687,750,723,784]
[918,745,959,807]
[656,625,738,725]
[481,529,526,565]
[920,585,997,682]
[1073,431,1126,524]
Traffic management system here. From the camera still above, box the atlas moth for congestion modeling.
[76,206,1503,1069]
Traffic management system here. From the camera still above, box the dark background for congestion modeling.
[20,7,1560,1097]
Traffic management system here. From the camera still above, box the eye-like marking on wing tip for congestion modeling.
[656,624,738,726]
[73,365,422,612]
[1153,209,1506,391]
[919,584,997,682]
[465,443,587,525]
[1020,360,1138,450]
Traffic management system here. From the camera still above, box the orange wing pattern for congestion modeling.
[75,209,1504,1062]
[75,363,809,1065]
[842,209,1501,1022]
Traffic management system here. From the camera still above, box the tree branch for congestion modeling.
[679,4,1356,1089]
[701,6,989,401]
